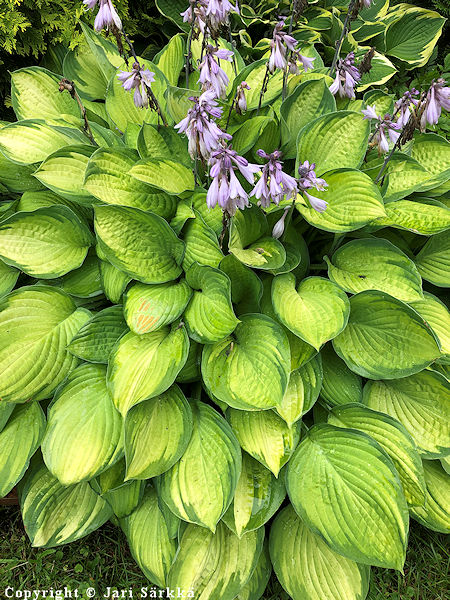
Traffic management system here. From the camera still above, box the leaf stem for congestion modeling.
[58,79,97,146]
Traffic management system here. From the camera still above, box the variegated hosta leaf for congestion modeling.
[222,453,286,537]
[176,340,202,383]
[220,254,263,315]
[410,460,450,533]
[167,522,264,599]
[237,541,272,600]
[121,487,178,588]
[202,314,291,410]
[68,305,128,363]
[41,363,123,485]
[107,325,189,417]
[0,402,46,497]
[92,459,144,519]
[415,231,450,288]
[411,132,450,191]
[270,505,371,600]
[124,385,193,480]
[182,213,224,271]
[287,424,409,569]
[227,409,300,477]
[296,168,386,233]
[94,205,185,284]
[296,111,370,176]
[0,206,93,278]
[373,199,450,235]
[34,145,95,203]
[333,291,440,379]
[124,280,192,335]
[18,458,112,548]
[0,286,90,403]
[363,370,450,458]
[325,238,424,302]
[99,259,131,304]
[184,263,239,343]
[410,293,450,360]
[158,401,241,531]
[0,259,19,297]
[137,122,190,166]
[328,403,426,507]
[320,344,363,406]
[272,274,350,351]
[84,147,177,219]
[129,158,195,195]
[276,354,323,426]
[287,329,317,371]
[58,253,102,299]
[0,402,14,432]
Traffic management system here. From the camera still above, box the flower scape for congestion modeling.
[0,0,449,599]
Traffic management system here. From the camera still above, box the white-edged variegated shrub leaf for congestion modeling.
[0,402,46,497]
[41,363,123,485]
[296,111,370,175]
[276,354,323,426]
[0,286,90,403]
[158,401,241,531]
[124,385,193,480]
[333,291,440,379]
[18,458,112,548]
[320,344,363,406]
[167,521,264,599]
[222,452,286,537]
[328,403,426,506]
[325,238,424,302]
[272,274,349,351]
[410,460,450,533]
[94,205,185,284]
[270,504,371,600]
[121,486,178,588]
[124,280,192,334]
[202,314,291,410]
[296,169,386,232]
[286,423,409,569]
[363,370,450,458]
[184,263,239,343]
[84,147,177,218]
[107,325,189,417]
[68,305,128,363]
[227,408,300,477]
[0,206,93,278]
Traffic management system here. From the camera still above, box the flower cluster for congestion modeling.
[329,52,361,99]
[83,0,122,31]
[182,0,239,36]
[297,161,329,213]
[421,78,450,128]
[117,64,155,109]
[236,81,250,114]
[362,105,402,153]
[394,88,420,127]
[251,150,298,208]
[198,45,234,98]
[268,19,299,73]
[288,50,315,75]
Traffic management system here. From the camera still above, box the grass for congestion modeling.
[0,506,448,599]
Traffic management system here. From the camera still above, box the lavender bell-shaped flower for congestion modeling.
[288,50,315,75]
[268,19,298,74]
[329,52,361,99]
[206,0,240,31]
[175,89,232,160]
[207,145,260,215]
[298,160,328,213]
[394,88,420,127]
[117,63,156,108]
[83,0,122,32]
[198,45,234,99]
[182,0,208,34]
[421,78,450,128]
[251,150,298,208]
[362,105,401,153]
[272,206,291,239]
[236,81,250,114]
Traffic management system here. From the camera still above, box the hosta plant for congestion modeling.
[0,0,449,599]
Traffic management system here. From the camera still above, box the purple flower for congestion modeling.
[394,88,420,127]
[421,78,450,128]
[288,51,315,74]
[298,160,328,213]
[362,104,379,121]
[207,145,260,215]
[236,81,250,114]
[329,52,361,99]
[268,19,298,74]
[181,0,208,34]
[362,106,402,154]
[361,0,372,7]
[117,63,155,108]
[251,149,298,208]
[83,0,122,31]
[198,45,234,98]
[206,0,240,30]
[175,89,232,160]
[272,206,290,239]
